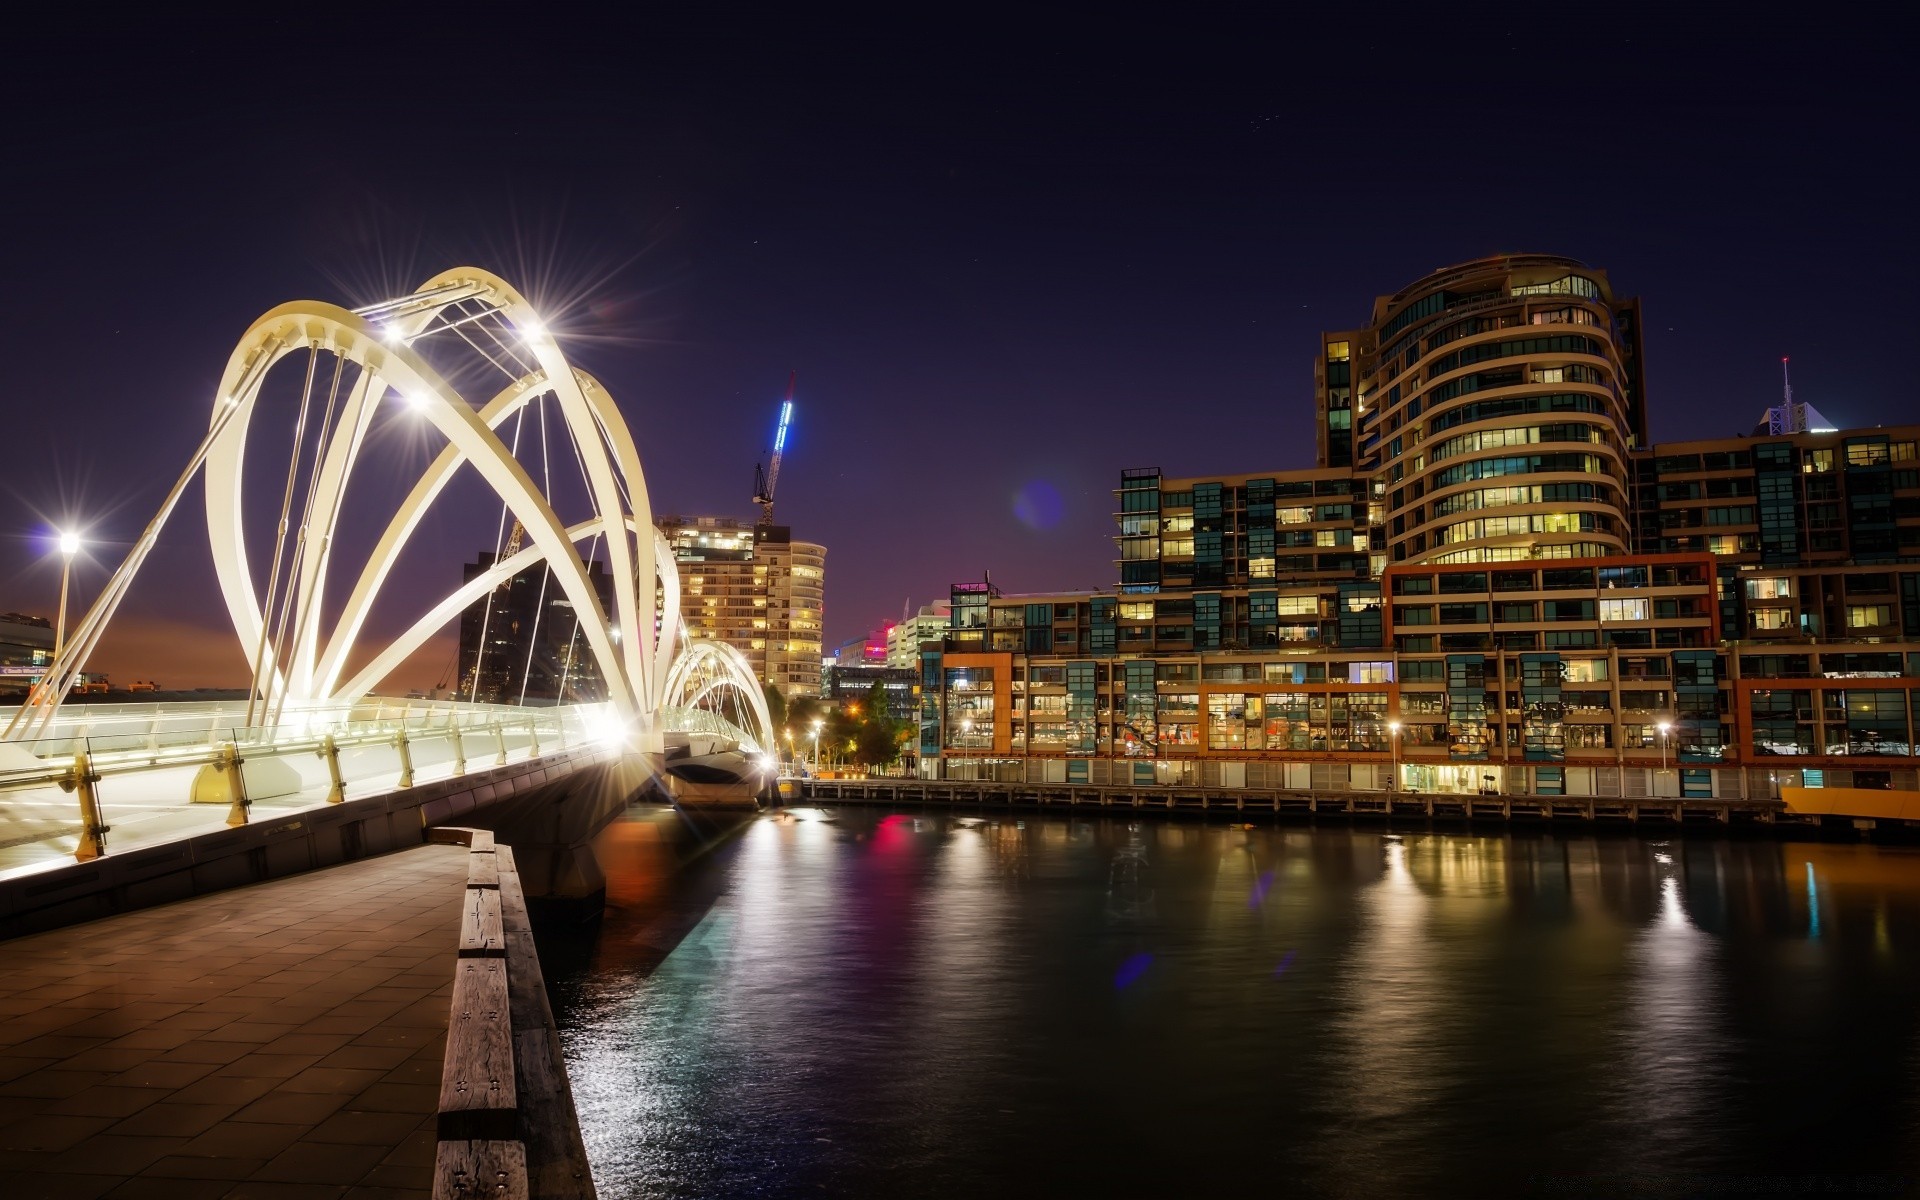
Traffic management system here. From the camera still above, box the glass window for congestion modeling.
[1599,598,1648,622]
[1325,341,1350,362]
[1848,605,1894,628]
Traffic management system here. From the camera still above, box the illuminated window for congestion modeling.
[1598,598,1648,622]
[1802,449,1833,474]
[1707,535,1742,555]
[1275,596,1319,616]
[1326,341,1350,362]
[1750,609,1792,630]
[1848,605,1893,628]
[1564,658,1609,683]
[1118,601,1155,620]
[1744,577,1791,600]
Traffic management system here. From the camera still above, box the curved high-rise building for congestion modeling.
[1318,254,1648,567]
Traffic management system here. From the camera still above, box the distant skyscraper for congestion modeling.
[457,551,615,704]
[657,515,826,698]
[887,603,950,669]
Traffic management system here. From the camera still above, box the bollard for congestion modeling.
[450,720,467,776]
[68,749,110,861]
[492,721,508,766]
[216,742,250,827]
[395,726,415,788]
[318,734,345,804]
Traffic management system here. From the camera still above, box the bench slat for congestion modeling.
[439,958,517,1141]
[458,888,506,958]
[432,1138,527,1200]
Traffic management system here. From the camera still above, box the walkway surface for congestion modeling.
[0,844,470,1199]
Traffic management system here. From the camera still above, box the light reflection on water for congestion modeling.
[546,809,1920,1198]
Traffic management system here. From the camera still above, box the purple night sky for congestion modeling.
[1,12,1910,689]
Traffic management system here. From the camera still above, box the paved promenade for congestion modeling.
[0,844,470,1199]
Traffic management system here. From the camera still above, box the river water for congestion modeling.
[544,806,1920,1198]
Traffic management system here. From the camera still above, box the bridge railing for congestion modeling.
[0,699,617,870]
[656,704,764,754]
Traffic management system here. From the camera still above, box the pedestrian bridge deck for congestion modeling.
[0,843,470,1198]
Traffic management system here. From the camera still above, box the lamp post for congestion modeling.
[810,718,823,773]
[1656,719,1673,796]
[1387,719,1402,792]
[54,530,80,661]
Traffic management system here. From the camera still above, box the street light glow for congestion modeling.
[57,530,81,558]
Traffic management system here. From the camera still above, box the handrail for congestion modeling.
[0,701,612,866]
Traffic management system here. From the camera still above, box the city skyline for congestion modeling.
[2,13,1909,689]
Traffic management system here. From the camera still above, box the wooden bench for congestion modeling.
[430,827,592,1199]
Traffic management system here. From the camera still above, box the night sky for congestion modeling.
[2,11,1911,690]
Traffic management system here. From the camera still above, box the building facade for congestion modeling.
[888,604,951,669]
[658,515,826,698]
[458,554,616,704]
[917,255,1920,800]
[820,662,919,722]
[0,613,54,695]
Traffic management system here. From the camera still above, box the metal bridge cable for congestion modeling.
[5,369,264,741]
[516,393,555,708]
[244,345,320,728]
[269,351,347,729]
[550,388,611,705]
[553,530,599,704]
[465,401,528,704]
[260,351,334,728]
[300,362,376,703]
[440,304,522,381]
[470,314,536,377]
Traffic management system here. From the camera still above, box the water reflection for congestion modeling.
[549,810,1920,1198]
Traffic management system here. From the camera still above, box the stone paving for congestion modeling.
[0,844,471,1199]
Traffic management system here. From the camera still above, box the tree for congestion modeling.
[854,719,900,767]
[763,681,787,731]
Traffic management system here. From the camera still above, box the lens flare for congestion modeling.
[1013,479,1064,530]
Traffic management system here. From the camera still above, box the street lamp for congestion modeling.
[54,529,81,661]
[810,718,823,772]
[1387,719,1402,792]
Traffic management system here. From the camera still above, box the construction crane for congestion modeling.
[752,372,796,525]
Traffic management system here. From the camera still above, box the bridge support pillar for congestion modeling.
[68,750,109,862]
[318,735,345,804]
[188,743,250,826]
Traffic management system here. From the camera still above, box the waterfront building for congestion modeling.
[919,255,1920,802]
[657,515,826,698]
[888,603,951,669]
[820,662,919,722]
[457,554,616,704]
[0,613,53,695]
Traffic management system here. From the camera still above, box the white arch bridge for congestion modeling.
[0,268,776,877]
